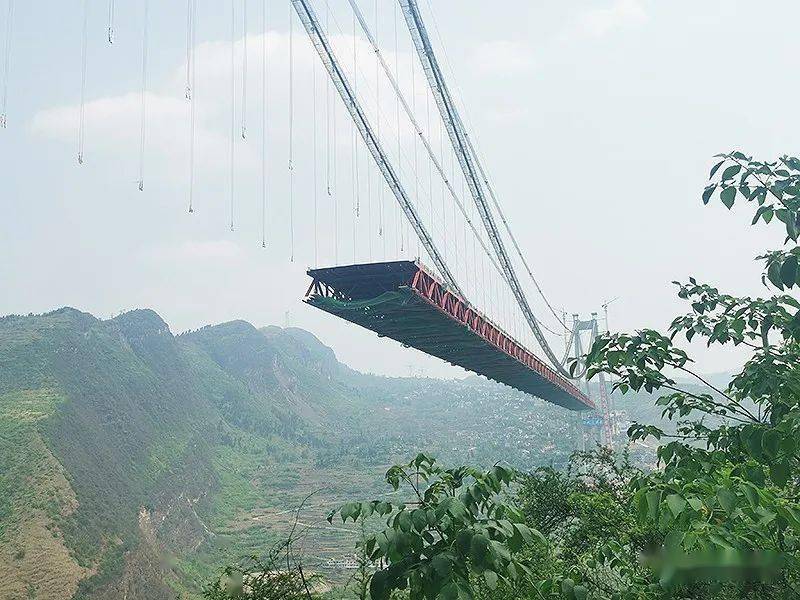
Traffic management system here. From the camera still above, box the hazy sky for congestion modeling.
[1,1,796,378]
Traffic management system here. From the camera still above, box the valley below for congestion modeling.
[0,307,655,599]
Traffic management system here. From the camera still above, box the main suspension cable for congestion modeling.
[418,0,568,332]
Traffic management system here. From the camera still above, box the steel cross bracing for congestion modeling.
[399,0,579,379]
[291,0,462,295]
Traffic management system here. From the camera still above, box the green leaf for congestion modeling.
[399,510,415,532]
[431,554,452,578]
[702,184,717,205]
[771,459,790,487]
[646,490,662,520]
[767,260,784,290]
[720,164,742,180]
[742,484,760,509]
[470,533,491,566]
[573,584,588,600]
[717,488,737,513]
[456,530,473,556]
[686,497,703,512]
[709,160,726,178]
[762,429,781,458]
[780,255,798,288]
[484,570,498,590]
[720,186,737,209]
[666,494,687,517]
[370,570,390,600]
[411,509,428,532]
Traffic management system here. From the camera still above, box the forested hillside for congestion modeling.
[0,307,621,599]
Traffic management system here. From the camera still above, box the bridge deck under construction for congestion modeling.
[304,261,593,411]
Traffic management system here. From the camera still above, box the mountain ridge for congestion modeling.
[0,305,619,599]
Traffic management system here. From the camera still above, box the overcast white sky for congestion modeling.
[0,1,796,378]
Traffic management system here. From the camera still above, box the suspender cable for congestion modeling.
[352,12,359,218]
[188,0,197,213]
[291,0,460,293]
[260,0,268,245]
[325,0,331,197]
[229,0,236,229]
[106,0,114,44]
[77,0,89,165]
[241,0,247,139]
[347,0,499,274]
[0,0,12,129]
[411,43,419,258]
[401,0,576,373]
[350,16,358,260]
[333,61,339,262]
[374,0,384,254]
[313,58,318,266]
[439,116,445,262]
[185,0,192,99]
[288,0,294,260]
[394,1,402,253]
[137,0,149,191]
[327,0,338,262]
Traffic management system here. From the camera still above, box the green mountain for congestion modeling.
[0,307,620,599]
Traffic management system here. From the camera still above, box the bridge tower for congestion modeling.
[571,314,615,449]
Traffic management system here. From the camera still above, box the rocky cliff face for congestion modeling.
[0,307,371,599]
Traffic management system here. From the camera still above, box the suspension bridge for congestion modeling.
[0,0,617,444]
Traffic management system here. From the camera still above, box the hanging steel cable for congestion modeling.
[77,0,89,165]
[345,0,500,277]
[351,12,359,219]
[185,0,193,99]
[394,1,402,253]
[290,0,461,294]
[400,0,584,377]
[187,0,197,213]
[288,0,294,260]
[0,0,11,129]
[137,0,149,191]
[228,1,236,230]
[241,0,247,139]
[374,0,384,253]
[106,0,114,44]
[313,58,318,266]
[326,0,338,262]
[260,0,268,245]
[419,0,568,334]
[324,1,331,197]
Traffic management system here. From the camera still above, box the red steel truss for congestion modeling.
[305,261,593,411]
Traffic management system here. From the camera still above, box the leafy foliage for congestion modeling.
[327,151,800,599]
[328,454,540,599]
[581,151,800,596]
